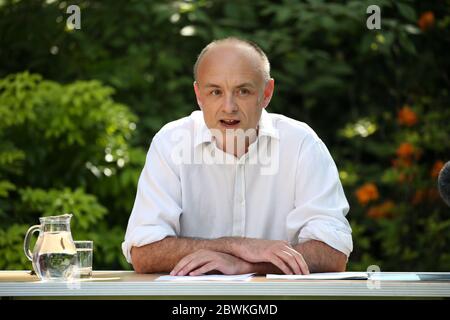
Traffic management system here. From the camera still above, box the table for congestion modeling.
[1,271,450,299]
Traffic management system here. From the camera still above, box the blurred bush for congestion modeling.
[0,72,141,269]
[0,0,449,271]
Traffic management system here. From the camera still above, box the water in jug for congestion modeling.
[23,214,78,281]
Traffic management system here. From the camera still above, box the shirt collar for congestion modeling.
[258,109,279,140]
[193,111,213,147]
[193,109,279,148]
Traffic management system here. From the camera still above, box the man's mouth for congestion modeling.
[220,119,241,127]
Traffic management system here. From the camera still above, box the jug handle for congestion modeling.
[23,225,40,261]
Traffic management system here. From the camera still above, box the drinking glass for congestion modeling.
[74,241,93,278]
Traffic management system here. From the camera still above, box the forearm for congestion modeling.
[131,236,235,273]
[247,242,347,275]
[294,240,347,273]
[131,236,347,274]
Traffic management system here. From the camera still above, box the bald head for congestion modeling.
[193,37,271,83]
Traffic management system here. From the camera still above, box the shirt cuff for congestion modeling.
[297,219,353,258]
[121,225,176,264]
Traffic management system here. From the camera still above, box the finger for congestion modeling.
[189,262,217,276]
[284,246,310,275]
[268,254,293,275]
[284,246,309,274]
[171,256,192,276]
[171,252,202,276]
[278,250,301,274]
[294,252,310,275]
[178,256,213,276]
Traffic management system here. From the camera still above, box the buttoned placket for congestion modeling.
[207,141,245,237]
[232,159,247,237]
[230,137,261,237]
[208,136,263,237]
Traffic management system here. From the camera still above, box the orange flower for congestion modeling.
[412,189,426,205]
[396,143,415,159]
[397,106,418,127]
[367,201,395,219]
[427,187,440,201]
[412,187,441,205]
[392,158,412,168]
[397,172,413,184]
[431,160,445,178]
[355,183,379,206]
[418,11,435,31]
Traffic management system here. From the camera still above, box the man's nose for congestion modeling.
[223,93,238,113]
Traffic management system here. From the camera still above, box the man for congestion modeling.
[122,37,352,275]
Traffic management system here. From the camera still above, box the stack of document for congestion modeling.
[155,272,450,282]
[155,273,255,281]
[267,272,422,281]
[267,272,370,280]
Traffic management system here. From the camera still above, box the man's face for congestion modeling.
[194,44,274,138]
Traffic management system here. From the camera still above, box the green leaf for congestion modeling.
[396,3,417,22]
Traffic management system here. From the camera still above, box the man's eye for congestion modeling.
[210,89,222,96]
[238,88,250,96]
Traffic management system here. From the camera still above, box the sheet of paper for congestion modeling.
[155,273,255,281]
[266,272,369,280]
[267,272,423,281]
[369,273,420,281]
[417,273,450,281]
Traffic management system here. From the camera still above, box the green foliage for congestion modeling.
[0,0,449,272]
[345,98,450,271]
[19,188,107,231]
[0,71,139,270]
[0,224,29,269]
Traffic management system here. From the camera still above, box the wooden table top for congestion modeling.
[1,271,450,298]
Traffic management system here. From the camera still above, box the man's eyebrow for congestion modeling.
[236,82,256,88]
[203,83,221,88]
[202,82,256,88]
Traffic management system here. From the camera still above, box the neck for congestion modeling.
[215,127,259,158]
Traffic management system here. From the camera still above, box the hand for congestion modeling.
[170,249,252,276]
[234,239,309,275]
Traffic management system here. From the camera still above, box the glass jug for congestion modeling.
[23,214,78,281]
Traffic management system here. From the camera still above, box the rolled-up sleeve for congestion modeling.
[286,137,353,258]
[121,134,182,264]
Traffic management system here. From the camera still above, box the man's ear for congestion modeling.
[262,78,275,109]
[193,81,203,110]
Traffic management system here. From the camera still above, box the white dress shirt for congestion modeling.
[122,109,353,263]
